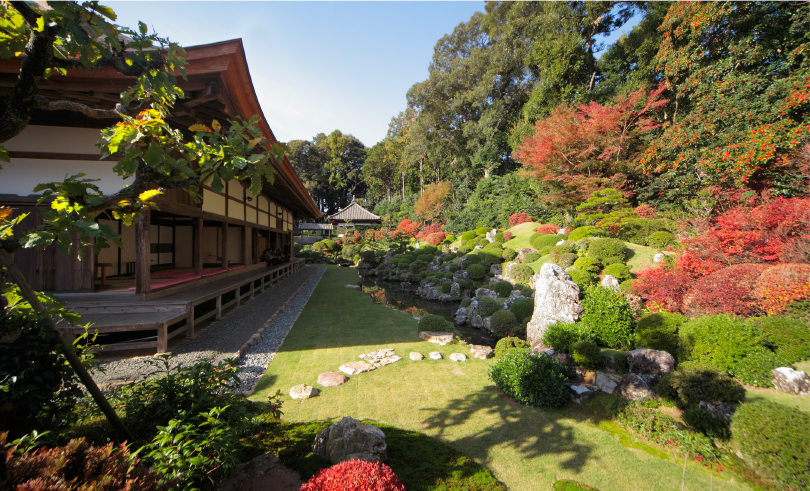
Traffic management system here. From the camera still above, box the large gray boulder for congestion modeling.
[601,275,620,290]
[502,262,521,285]
[312,417,387,464]
[618,374,655,401]
[453,307,468,325]
[475,288,498,299]
[516,248,534,263]
[526,264,583,349]
[415,283,440,300]
[626,348,676,384]
[771,367,810,395]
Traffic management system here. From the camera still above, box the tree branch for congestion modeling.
[51,50,164,77]
[34,96,149,119]
[9,1,40,29]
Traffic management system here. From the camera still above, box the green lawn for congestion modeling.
[252,266,752,491]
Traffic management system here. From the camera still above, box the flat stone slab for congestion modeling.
[345,284,361,289]
[419,331,454,345]
[449,353,467,362]
[429,352,442,360]
[359,348,402,368]
[339,361,374,375]
[469,345,494,359]
[410,352,424,361]
[317,372,348,387]
[290,384,319,399]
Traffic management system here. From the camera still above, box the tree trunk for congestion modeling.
[419,158,424,193]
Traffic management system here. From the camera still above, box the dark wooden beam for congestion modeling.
[221,221,229,270]
[194,217,203,276]
[135,208,151,294]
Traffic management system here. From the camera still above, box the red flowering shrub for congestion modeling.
[536,224,560,235]
[682,264,769,318]
[422,223,444,235]
[374,228,388,241]
[634,204,657,218]
[426,232,446,245]
[755,264,810,315]
[396,219,420,238]
[509,212,533,227]
[503,231,514,242]
[632,265,695,312]
[300,460,405,491]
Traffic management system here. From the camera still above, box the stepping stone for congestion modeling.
[419,331,454,345]
[317,372,348,387]
[469,345,494,359]
[410,352,424,361]
[290,384,319,399]
[450,353,467,362]
[339,361,374,375]
[429,352,442,360]
[345,284,361,289]
[359,348,402,368]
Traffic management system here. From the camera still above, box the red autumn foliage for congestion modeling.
[508,212,534,227]
[503,231,514,242]
[755,263,810,315]
[634,204,657,218]
[422,223,444,235]
[632,264,695,313]
[536,224,560,235]
[426,232,446,245]
[374,228,388,241]
[300,460,405,491]
[396,218,421,238]
[682,263,769,317]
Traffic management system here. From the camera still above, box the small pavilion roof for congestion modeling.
[327,201,380,224]
[295,223,333,231]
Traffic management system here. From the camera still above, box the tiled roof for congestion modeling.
[295,223,333,231]
[327,201,380,223]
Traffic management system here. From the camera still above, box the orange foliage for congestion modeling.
[414,181,451,224]
[755,264,810,315]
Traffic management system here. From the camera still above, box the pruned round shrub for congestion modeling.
[426,232,446,245]
[586,238,627,266]
[754,263,810,315]
[731,401,810,490]
[503,231,513,242]
[682,407,730,440]
[536,223,560,235]
[646,231,676,249]
[441,281,452,294]
[301,459,406,491]
[448,264,460,274]
[495,337,530,357]
[476,296,499,317]
[522,252,540,263]
[571,340,602,370]
[490,310,520,337]
[656,362,745,408]
[360,250,377,263]
[519,286,534,298]
[475,226,491,236]
[567,268,595,291]
[549,243,576,262]
[572,256,600,274]
[456,279,470,289]
[541,322,594,353]
[509,297,534,322]
[418,315,448,331]
[466,240,477,250]
[635,312,685,355]
[509,264,535,285]
[568,226,605,242]
[466,263,486,281]
[460,298,472,308]
[582,286,635,349]
[417,253,433,263]
[603,263,632,282]
[557,253,578,269]
[489,350,570,408]
[463,254,481,265]
[492,281,513,298]
[682,263,768,317]
[529,233,559,254]
[494,231,505,243]
[457,244,470,255]
[747,316,810,366]
[502,247,517,261]
[461,230,476,242]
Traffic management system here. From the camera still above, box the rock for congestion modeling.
[595,371,622,394]
[526,264,583,349]
[502,291,526,310]
[312,417,387,464]
[625,294,645,317]
[290,384,319,399]
[699,401,736,421]
[529,273,541,290]
[473,245,483,250]
[450,282,461,298]
[410,352,424,361]
[449,353,467,362]
[415,283,440,300]
[471,315,484,329]
[453,270,471,283]
[601,275,620,290]
[653,253,666,263]
[569,384,599,404]
[359,348,402,368]
[438,294,453,302]
[626,348,676,384]
[400,282,413,292]
[551,352,574,371]
[453,307,468,325]
[516,248,534,263]
[339,361,374,375]
[383,251,394,268]
[469,345,494,359]
[490,264,503,276]
[771,367,810,395]
[556,239,565,246]
[419,331,454,345]
[483,317,492,332]
[618,374,655,401]
[475,288,498,299]
[558,228,567,235]
[502,262,521,284]
[345,284,361,289]
[356,259,373,270]
[318,372,348,387]
[219,453,302,491]
[429,352,442,360]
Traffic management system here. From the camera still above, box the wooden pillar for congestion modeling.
[157,323,167,353]
[222,221,229,270]
[242,226,249,266]
[193,217,203,276]
[135,208,151,294]
[186,308,195,338]
[216,295,222,320]
[289,230,294,259]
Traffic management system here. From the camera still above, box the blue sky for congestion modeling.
[111,2,641,148]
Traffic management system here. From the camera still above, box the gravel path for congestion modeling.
[90,266,325,388]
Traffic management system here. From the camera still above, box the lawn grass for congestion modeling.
[625,242,661,273]
[252,266,752,491]
[503,222,542,251]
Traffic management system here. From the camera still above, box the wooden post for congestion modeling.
[289,230,294,260]
[186,308,195,338]
[221,221,229,270]
[236,287,241,307]
[193,217,203,276]
[157,324,168,353]
[216,294,222,319]
[250,280,255,299]
[135,208,151,294]
[242,226,249,266]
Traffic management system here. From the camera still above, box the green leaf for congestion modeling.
[143,143,163,166]
[138,21,148,36]
[211,174,224,194]
[232,156,247,169]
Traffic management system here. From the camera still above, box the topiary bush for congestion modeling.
[461,230,476,242]
[646,231,676,249]
[463,254,481,265]
[603,263,632,282]
[502,247,517,261]
[476,296,500,317]
[489,351,570,408]
[490,310,520,337]
[557,253,578,269]
[571,340,602,370]
[509,297,535,323]
[572,256,601,274]
[418,315,449,331]
[495,337,530,357]
[567,268,595,291]
[301,459,406,491]
[635,312,685,356]
[529,234,559,254]
[494,231,505,243]
[746,316,810,366]
[541,322,594,353]
[509,264,535,286]
[522,252,541,263]
[549,243,575,262]
[466,263,486,281]
[441,281,452,294]
[655,361,745,409]
[475,226,490,236]
[568,226,605,242]
[731,400,810,490]
[581,286,635,349]
[682,407,731,440]
[586,238,627,266]
[460,298,472,308]
[492,281,513,298]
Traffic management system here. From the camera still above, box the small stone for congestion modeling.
[339,361,374,375]
[601,275,620,290]
[290,384,318,399]
[627,348,676,384]
[318,372,348,387]
[569,384,599,404]
[345,284,361,289]
[653,253,666,263]
[469,345,494,359]
[429,352,442,360]
[449,353,467,362]
[419,331,454,345]
[595,371,622,394]
[618,374,655,401]
[410,352,424,361]
[556,239,565,246]
[360,348,401,368]
[771,367,810,395]
[312,417,387,464]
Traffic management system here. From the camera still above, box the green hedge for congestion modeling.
[494,337,529,358]
[603,263,632,282]
[466,263,486,281]
[490,310,520,338]
[476,296,499,317]
[419,315,448,331]
[502,248,517,261]
[529,233,560,254]
[492,281,513,298]
[509,298,534,323]
[489,351,570,408]
[571,340,602,370]
[656,361,745,409]
[582,286,635,349]
[568,226,605,242]
[635,312,685,356]
[523,252,541,263]
[586,238,627,266]
[541,322,594,353]
[509,264,535,285]
[646,231,676,249]
[746,316,810,366]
